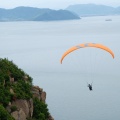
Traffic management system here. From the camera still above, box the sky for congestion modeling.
[0,0,120,9]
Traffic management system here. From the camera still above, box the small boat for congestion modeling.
[105,19,112,21]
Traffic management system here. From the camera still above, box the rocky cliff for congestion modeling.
[0,58,54,120]
[6,85,54,120]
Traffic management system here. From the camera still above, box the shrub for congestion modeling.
[0,105,15,120]
[0,85,12,107]
[10,105,17,112]
[12,80,33,99]
[33,98,49,120]
[0,58,33,83]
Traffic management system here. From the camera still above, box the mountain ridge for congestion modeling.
[0,6,80,21]
[66,3,120,16]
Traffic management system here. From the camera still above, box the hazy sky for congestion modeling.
[0,0,120,9]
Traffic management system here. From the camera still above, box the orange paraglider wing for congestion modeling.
[60,43,114,64]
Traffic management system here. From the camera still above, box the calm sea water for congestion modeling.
[0,15,120,120]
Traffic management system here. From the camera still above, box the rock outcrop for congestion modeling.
[31,86,46,102]
[11,109,26,120]
[7,85,54,120]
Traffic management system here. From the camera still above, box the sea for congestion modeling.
[0,15,120,120]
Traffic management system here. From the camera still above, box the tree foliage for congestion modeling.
[0,58,32,83]
[12,80,33,99]
[0,58,33,106]
[0,105,15,120]
[33,98,50,120]
[0,85,12,107]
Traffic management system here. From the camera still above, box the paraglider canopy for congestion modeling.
[60,43,114,64]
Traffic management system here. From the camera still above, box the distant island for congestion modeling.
[0,6,80,21]
[0,4,120,22]
[66,3,120,16]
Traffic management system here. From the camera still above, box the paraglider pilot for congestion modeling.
[88,83,92,91]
